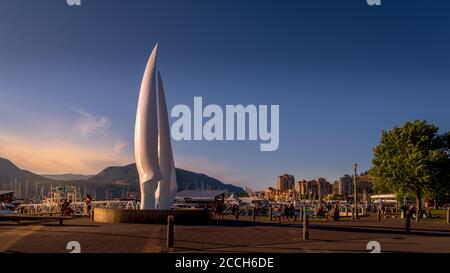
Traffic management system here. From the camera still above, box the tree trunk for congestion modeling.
[415,194,422,223]
[434,198,437,210]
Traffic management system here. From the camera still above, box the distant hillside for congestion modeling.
[89,164,138,186]
[88,163,245,194]
[42,174,93,181]
[0,157,53,184]
[175,168,244,193]
[0,157,245,198]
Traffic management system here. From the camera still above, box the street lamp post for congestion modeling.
[353,163,359,220]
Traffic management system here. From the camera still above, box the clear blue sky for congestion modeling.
[0,0,449,190]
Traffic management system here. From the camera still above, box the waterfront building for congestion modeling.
[276,174,295,191]
[338,175,353,196]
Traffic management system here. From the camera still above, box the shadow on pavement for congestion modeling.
[311,224,450,237]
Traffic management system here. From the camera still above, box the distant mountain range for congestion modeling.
[88,163,244,193]
[42,174,93,181]
[0,157,245,198]
[0,157,52,184]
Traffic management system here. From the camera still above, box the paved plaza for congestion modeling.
[1,215,449,253]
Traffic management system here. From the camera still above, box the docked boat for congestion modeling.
[0,202,16,214]
[171,203,198,209]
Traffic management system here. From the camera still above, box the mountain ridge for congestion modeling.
[0,157,245,197]
[0,157,52,183]
[42,174,94,181]
[86,163,245,193]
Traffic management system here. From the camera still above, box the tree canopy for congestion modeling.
[370,120,450,220]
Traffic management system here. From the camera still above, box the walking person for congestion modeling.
[85,194,93,217]
[66,200,74,216]
[283,205,289,221]
[60,200,68,216]
[289,203,295,221]
[219,203,224,219]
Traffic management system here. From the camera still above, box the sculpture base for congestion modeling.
[92,208,211,224]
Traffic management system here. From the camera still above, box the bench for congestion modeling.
[0,214,75,225]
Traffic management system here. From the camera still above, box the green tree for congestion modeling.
[426,132,450,207]
[370,120,450,222]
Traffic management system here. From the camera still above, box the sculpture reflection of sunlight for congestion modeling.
[135,44,177,210]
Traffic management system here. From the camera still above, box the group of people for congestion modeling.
[372,204,398,215]
[401,205,433,219]
[278,204,339,221]
[213,202,224,218]
[59,194,93,217]
[60,200,74,216]
[278,204,296,221]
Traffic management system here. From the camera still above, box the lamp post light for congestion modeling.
[353,163,359,220]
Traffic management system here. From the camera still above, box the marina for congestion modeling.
[0,1,449,260]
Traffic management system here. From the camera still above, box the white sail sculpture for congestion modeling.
[155,72,178,209]
[135,44,177,210]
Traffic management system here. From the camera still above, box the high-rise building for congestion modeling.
[297,179,332,197]
[276,174,295,191]
[316,177,332,196]
[332,181,340,195]
[296,180,308,196]
[338,175,352,196]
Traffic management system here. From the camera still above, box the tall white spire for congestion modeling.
[135,44,162,210]
[135,44,178,210]
[155,71,178,209]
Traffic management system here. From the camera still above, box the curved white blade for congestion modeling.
[135,44,162,209]
[155,71,177,209]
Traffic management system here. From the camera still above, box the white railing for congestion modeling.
[18,200,140,216]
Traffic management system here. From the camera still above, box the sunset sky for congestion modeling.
[1,0,450,190]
